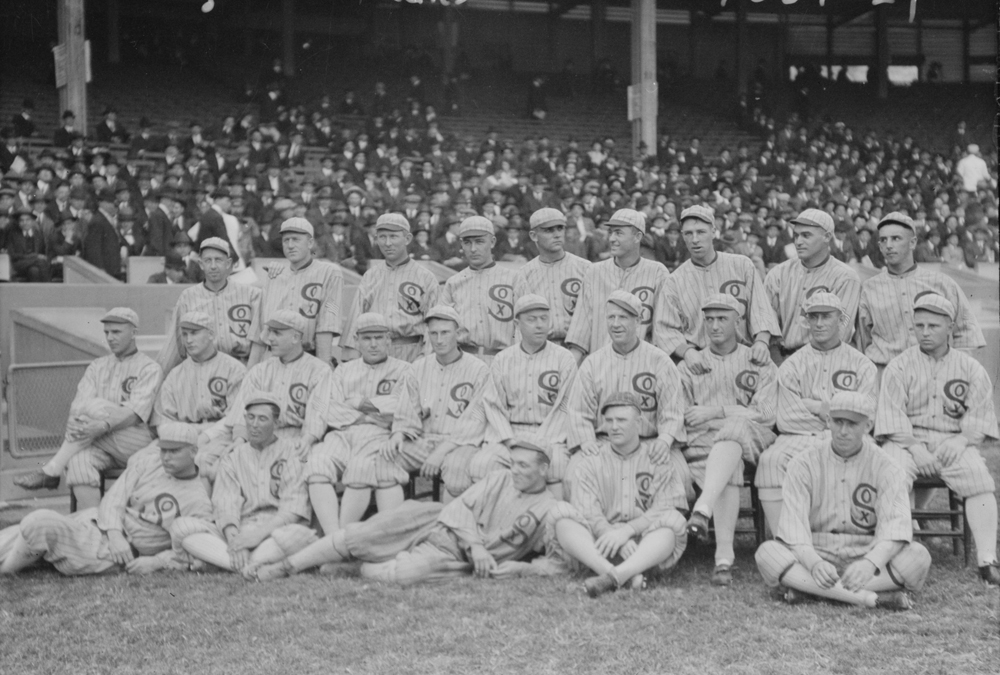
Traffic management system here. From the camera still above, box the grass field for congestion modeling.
[2,451,999,675]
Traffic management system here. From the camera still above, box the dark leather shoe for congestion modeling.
[686,511,711,544]
[585,572,618,598]
[979,562,1000,586]
[13,471,60,490]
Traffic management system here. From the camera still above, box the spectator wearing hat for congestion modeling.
[408,226,436,262]
[95,106,129,145]
[11,98,36,139]
[128,117,158,158]
[493,215,537,263]
[196,189,244,270]
[83,190,123,279]
[433,216,465,270]
[521,174,560,214]
[314,212,353,265]
[117,210,145,261]
[53,110,80,148]
[148,251,194,284]
[47,215,83,279]
[655,220,688,272]
[144,189,179,257]
[760,220,788,269]
[8,208,51,282]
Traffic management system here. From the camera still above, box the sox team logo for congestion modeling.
[488,284,515,322]
[631,373,658,412]
[942,379,969,419]
[719,280,748,311]
[446,382,474,418]
[832,370,859,391]
[632,286,655,325]
[299,283,323,319]
[376,378,396,396]
[636,472,654,510]
[805,286,831,298]
[398,282,424,316]
[269,459,287,499]
[208,376,228,411]
[141,493,181,527]
[500,512,541,549]
[560,277,583,314]
[538,370,561,406]
[288,382,308,419]
[120,376,137,403]
[228,304,252,338]
[735,370,759,394]
[850,483,878,531]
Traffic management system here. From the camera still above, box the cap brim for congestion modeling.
[158,440,193,450]
[607,298,640,317]
[179,321,210,330]
[912,305,953,319]
[509,441,548,455]
[356,327,391,334]
[460,229,492,237]
[281,228,312,236]
[375,224,408,232]
[803,304,840,314]
[701,303,740,314]
[876,219,914,231]
[100,317,134,325]
[829,410,869,423]
[515,303,549,316]
[265,321,296,330]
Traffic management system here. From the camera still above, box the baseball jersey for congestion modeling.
[395,352,492,447]
[73,350,162,424]
[776,342,877,436]
[858,265,985,365]
[154,351,246,430]
[764,255,861,349]
[212,435,310,533]
[340,259,441,351]
[223,352,332,441]
[513,253,592,340]
[322,356,414,431]
[654,252,779,355]
[567,340,685,449]
[571,440,689,537]
[679,344,777,450]
[487,341,577,443]
[440,263,519,351]
[158,281,263,373]
[250,259,343,352]
[778,436,912,562]
[875,346,999,444]
[96,449,213,556]
[564,256,668,354]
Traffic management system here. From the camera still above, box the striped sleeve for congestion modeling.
[653,274,690,356]
[567,358,599,449]
[212,449,246,532]
[874,358,915,443]
[570,457,614,537]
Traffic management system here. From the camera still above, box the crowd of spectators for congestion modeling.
[0,77,996,284]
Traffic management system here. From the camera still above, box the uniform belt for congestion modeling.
[392,335,423,344]
[460,344,501,356]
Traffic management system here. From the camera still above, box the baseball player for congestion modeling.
[440,215,519,363]
[564,209,668,363]
[680,294,778,586]
[157,237,262,375]
[172,393,315,577]
[513,208,592,346]
[876,294,1000,585]
[755,292,877,534]
[248,217,343,368]
[306,312,416,534]
[551,392,689,597]
[252,438,568,584]
[340,213,440,363]
[755,392,931,610]
[763,209,861,364]
[0,423,212,576]
[197,310,331,481]
[14,308,162,511]
[487,294,578,500]
[858,211,985,373]
[654,204,779,376]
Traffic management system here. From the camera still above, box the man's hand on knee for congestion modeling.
[909,443,941,477]
[936,436,969,468]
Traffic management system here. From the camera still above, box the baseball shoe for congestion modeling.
[13,471,60,490]
[781,587,805,605]
[875,590,913,611]
[585,572,619,598]
[978,562,1000,586]
[710,563,733,587]
[254,560,292,582]
[686,511,711,544]
[627,573,646,591]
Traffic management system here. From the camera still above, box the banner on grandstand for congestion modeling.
[627,85,639,122]
[53,40,92,88]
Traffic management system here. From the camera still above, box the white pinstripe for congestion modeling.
[250,259,344,353]
[764,256,861,349]
[441,263,520,353]
[513,253,592,340]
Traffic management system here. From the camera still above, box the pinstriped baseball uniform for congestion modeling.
[154,351,246,432]
[567,341,685,450]
[158,281,263,373]
[340,259,441,362]
[858,266,986,365]
[654,252,779,355]
[513,253,592,341]
[755,436,929,593]
[755,342,877,492]
[876,346,998,497]
[65,351,163,489]
[250,259,344,353]
[764,256,861,350]
[441,263,519,356]
[564,257,668,354]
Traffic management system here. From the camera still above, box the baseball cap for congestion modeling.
[600,391,643,416]
[100,307,139,328]
[876,211,915,232]
[913,293,956,320]
[200,236,231,256]
[157,422,199,449]
[529,208,566,230]
[425,305,461,326]
[607,290,642,317]
[514,293,550,317]
[280,217,314,237]
[701,293,744,316]
[375,212,411,233]
[244,390,282,411]
[680,204,715,226]
[606,208,646,234]
[355,312,391,334]
[791,208,834,235]
[508,434,550,459]
[459,215,495,237]
[266,309,307,333]
[802,291,845,315]
[179,311,213,331]
[828,391,875,423]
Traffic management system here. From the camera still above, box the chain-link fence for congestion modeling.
[6,362,89,459]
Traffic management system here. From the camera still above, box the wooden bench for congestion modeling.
[911,476,971,566]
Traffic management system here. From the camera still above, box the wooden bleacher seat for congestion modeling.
[911,475,971,566]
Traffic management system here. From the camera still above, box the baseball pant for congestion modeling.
[755,434,830,501]
[14,508,120,576]
[171,512,317,562]
[683,417,776,489]
[65,425,154,489]
[305,426,390,488]
[880,433,996,498]
[360,527,473,586]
